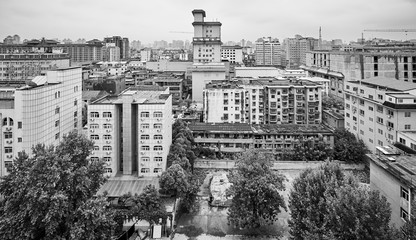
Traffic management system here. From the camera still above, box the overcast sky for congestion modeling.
[1,0,416,44]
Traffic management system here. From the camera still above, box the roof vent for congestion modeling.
[387,157,396,162]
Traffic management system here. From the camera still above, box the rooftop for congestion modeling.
[400,131,416,141]
[93,87,170,105]
[369,154,416,189]
[96,177,159,198]
[352,77,416,91]
[386,93,416,99]
[189,123,332,134]
[189,123,253,133]
[323,109,344,119]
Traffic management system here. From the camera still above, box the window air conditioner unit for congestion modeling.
[157,118,161,121]
[106,152,111,155]
[140,140,144,144]
[6,127,12,131]
[140,163,145,166]
[140,129,144,132]
[157,129,161,132]
[106,161,111,166]
[388,127,392,131]
[141,151,145,155]
[388,115,392,119]
[106,118,111,122]
[90,129,94,133]
[90,119,94,122]
[158,151,163,155]
[157,163,161,166]
[106,129,111,132]
[141,118,145,121]
[157,140,162,144]
[106,140,111,144]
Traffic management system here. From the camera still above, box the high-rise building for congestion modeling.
[203,78,322,124]
[87,87,172,177]
[104,36,130,60]
[283,35,318,69]
[102,43,121,62]
[344,77,416,153]
[221,45,243,64]
[191,9,226,103]
[255,37,282,67]
[0,53,70,85]
[0,67,83,176]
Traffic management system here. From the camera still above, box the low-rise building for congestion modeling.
[221,45,243,65]
[189,123,333,158]
[141,76,184,103]
[322,109,345,130]
[87,87,172,177]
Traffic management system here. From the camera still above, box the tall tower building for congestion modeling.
[255,37,282,67]
[191,9,226,103]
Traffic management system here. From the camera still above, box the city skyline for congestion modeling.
[1,0,416,44]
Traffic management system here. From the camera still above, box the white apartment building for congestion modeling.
[344,77,416,153]
[221,45,243,64]
[203,78,322,125]
[283,36,318,69]
[88,88,172,177]
[102,43,120,62]
[255,37,282,67]
[140,48,152,62]
[0,53,70,83]
[0,67,83,176]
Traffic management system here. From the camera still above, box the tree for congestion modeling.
[333,129,368,162]
[159,164,190,196]
[289,162,397,240]
[137,185,168,224]
[227,150,286,229]
[0,131,115,240]
[287,137,332,161]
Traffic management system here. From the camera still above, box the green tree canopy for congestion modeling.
[227,150,286,229]
[333,129,368,162]
[0,131,115,240]
[286,137,332,161]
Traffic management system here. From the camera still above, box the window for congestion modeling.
[93,146,99,151]
[368,106,373,111]
[405,124,411,130]
[369,117,373,122]
[18,122,22,129]
[90,135,99,140]
[140,112,149,118]
[104,135,112,140]
[74,99,78,106]
[378,129,383,135]
[400,138,407,145]
[387,122,394,128]
[105,168,113,173]
[55,120,60,127]
[154,157,163,162]
[387,110,394,116]
[141,135,150,140]
[142,146,150,151]
[55,107,60,114]
[154,124,162,129]
[141,123,149,129]
[55,133,60,140]
[154,146,163,151]
[360,89,364,94]
[377,117,384,124]
[74,111,78,117]
[4,147,12,153]
[90,157,99,162]
[378,94,383,100]
[103,112,112,118]
[378,140,383,146]
[4,132,12,139]
[141,168,150,173]
[235,114,240,120]
[154,168,162,173]
[369,128,373,132]
[103,124,112,129]
[360,130,364,135]
[142,157,150,162]
[377,106,383,113]
[103,146,112,151]
[153,112,163,118]
[154,135,163,140]
[359,110,365,116]
[405,112,411,117]
[90,124,99,129]
[401,187,409,201]
[224,107,228,111]
[401,208,409,221]
[18,137,22,142]
[104,157,111,162]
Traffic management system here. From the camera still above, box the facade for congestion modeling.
[145,60,193,73]
[344,78,416,153]
[203,78,322,125]
[0,39,104,64]
[191,62,226,103]
[0,53,70,84]
[87,88,172,177]
[369,153,416,228]
[255,37,282,67]
[221,45,243,64]
[189,122,333,157]
[141,76,184,103]
[234,67,281,78]
[302,46,416,100]
[0,67,83,176]
[140,48,152,62]
[283,36,318,69]
[102,43,121,62]
[104,36,129,60]
[397,131,416,151]
[192,9,222,63]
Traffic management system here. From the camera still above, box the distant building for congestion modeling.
[235,67,281,78]
[104,36,129,60]
[0,53,70,85]
[102,43,121,62]
[221,45,243,64]
[368,153,416,228]
[3,35,20,44]
[141,76,184,103]
[283,35,318,69]
[203,78,322,125]
[255,37,282,67]
[344,78,416,153]
[145,60,192,73]
[140,48,152,62]
[0,67,82,176]
[87,87,172,177]
[189,122,334,157]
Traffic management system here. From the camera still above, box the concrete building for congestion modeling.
[203,78,322,125]
[192,63,226,103]
[140,48,152,62]
[344,77,416,153]
[368,153,416,228]
[102,43,121,62]
[87,87,172,177]
[283,36,318,69]
[145,60,192,73]
[3,35,20,44]
[300,76,330,96]
[234,67,281,78]
[397,131,416,151]
[104,36,129,60]
[255,37,282,67]
[221,45,243,64]
[322,109,345,130]
[302,46,416,100]
[0,53,70,85]
[0,67,83,176]
[141,76,184,103]
[189,122,333,157]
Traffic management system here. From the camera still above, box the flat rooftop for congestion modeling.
[189,123,332,134]
[93,88,169,105]
[349,77,416,91]
[400,131,416,141]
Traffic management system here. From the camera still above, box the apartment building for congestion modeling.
[141,76,184,103]
[344,77,416,153]
[368,153,416,228]
[255,37,282,67]
[87,87,172,177]
[221,45,243,64]
[302,46,416,100]
[189,122,333,157]
[397,131,416,151]
[283,35,318,69]
[0,53,70,84]
[203,78,322,125]
[0,67,82,176]
[104,36,129,60]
